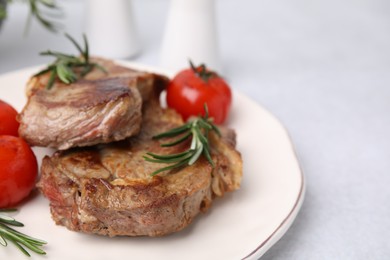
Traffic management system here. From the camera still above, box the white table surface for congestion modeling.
[1,0,389,259]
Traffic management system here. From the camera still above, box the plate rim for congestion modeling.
[236,92,306,259]
[244,142,305,259]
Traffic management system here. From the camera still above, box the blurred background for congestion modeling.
[1,0,390,259]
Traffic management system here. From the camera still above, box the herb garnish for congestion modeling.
[144,105,220,176]
[0,0,63,34]
[35,33,106,89]
[25,0,63,34]
[0,209,47,257]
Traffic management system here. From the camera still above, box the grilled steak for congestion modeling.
[37,92,243,237]
[25,58,162,102]
[19,58,169,150]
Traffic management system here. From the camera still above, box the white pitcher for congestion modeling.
[85,0,140,59]
[161,0,221,73]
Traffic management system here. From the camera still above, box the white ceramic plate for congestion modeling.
[0,63,305,260]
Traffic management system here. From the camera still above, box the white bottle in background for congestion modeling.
[85,0,140,59]
[160,0,221,73]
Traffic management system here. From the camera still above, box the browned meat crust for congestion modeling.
[18,78,142,150]
[18,58,169,150]
[37,94,243,237]
[25,58,164,102]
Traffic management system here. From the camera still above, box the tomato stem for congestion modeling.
[189,60,215,83]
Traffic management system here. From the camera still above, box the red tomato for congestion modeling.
[166,62,232,124]
[0,135,38,208]
[0,99,20,136]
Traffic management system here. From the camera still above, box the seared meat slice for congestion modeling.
[19,59,169,150]
[26,57,166,102]
[19,78,142,150]
[37,96,243,237]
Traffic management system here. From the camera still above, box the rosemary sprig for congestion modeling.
[35,33,106,89]
[25,0,63,34]
[0,209,47,257]
[144,105,220,176]
[0,1,7,20]
[0,0,62,33]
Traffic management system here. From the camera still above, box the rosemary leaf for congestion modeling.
[150,158,192,177]
[194,126,209,145]
[6,236,31,257]
[0,209,17,213]
[0,235,6,246]
[93,63,108,74]
[35,34,106,89]
[145,105,219,175]
[47,69,57,90]
[0,215,24,227]
[26,0,62,34]
[160,132,191,147]
[153,124,191,139]
[65,33,84,56]
[83,34,89,63]
[39,0,57,9]
[190,130,197,150]
[145,151,190,160]
[188,141,203,165]
[144,154,192,164]
[210,123,221,136]
[56,63,76,84]
[0,210,47,256]
[203,145,215,167]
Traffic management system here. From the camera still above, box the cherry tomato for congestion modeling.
[0,99,20,136]
[0,135,38,208]
[166,62,232,124]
